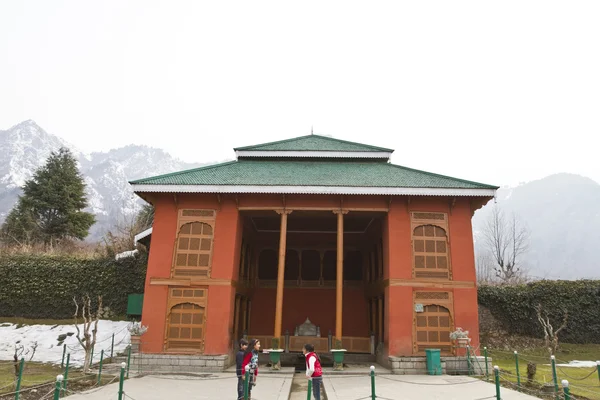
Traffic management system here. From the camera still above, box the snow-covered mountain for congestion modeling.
[0,120,211,240]
[472,174,600,279]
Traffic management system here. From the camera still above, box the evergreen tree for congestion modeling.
[0,197,38,246]
[1,147,95,248]
[135,203,154,231]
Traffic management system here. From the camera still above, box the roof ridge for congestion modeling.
[234,134,394,152]
[128,160,238,184]
[234,134,313,151]
[387,162,499,189]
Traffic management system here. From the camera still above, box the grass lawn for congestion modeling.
[0,361,120,399]
[487,344,600,400]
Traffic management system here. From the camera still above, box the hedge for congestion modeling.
[0,254,147,319]
[478,280,600,344]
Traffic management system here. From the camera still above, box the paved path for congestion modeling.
[64,371,540,400]
[324,374,539,400]
[65,373,293,400]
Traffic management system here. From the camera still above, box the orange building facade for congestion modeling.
[130,135,497,364]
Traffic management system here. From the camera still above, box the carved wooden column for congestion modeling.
[378,296,384,343]
[319,250,325,286]
[233,295,241,342]
[274,210,291,340]
[333,210,348,340]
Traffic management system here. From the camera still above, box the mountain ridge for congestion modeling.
[0,120,215,239]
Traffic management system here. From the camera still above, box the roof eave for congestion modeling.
[235,150,392,159]
[131,184,497,197]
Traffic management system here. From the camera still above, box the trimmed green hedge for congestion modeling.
[478,280,600,344]
[0,254,147,319]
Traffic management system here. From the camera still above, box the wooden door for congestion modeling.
[415,304,452,354]
[165,288,208,352]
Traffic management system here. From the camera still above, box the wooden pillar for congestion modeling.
[319,251,324,285]
[233,295,241,341]
[274,210,291,340]
[370,298,377,337]
[334,210,347,340]
[378,296,384,343]
[239,296,247,336]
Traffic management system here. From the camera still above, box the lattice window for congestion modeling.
[173,209,216,278]
[412,212,445,221]
[166,288,207,352]
[411,212,450,279]
[415,292,449,300]
[415,305,452,354]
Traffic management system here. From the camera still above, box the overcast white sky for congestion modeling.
[1,1,599,187]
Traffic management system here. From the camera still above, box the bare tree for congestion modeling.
[476,252,496,284]
[535,304,568,355]
[482,206,530,283]
[73,295,103,372]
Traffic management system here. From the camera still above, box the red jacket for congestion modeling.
[241,352,259,377]
[305,352,322,378]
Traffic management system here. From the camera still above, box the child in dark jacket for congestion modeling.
[241,339,261,399]
[236,339,249,400]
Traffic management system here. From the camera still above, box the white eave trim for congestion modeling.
[235,150,392,159]
[131,184,496,197]
[134,227,153,244]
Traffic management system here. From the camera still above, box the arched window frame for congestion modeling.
[164,287,208,353]
[410,212,452,280]
[412,291,455,355]
[171,209,216,278]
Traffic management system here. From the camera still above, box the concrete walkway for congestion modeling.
[64,371,541,400]
[65,373,293,400]
[324,374,539,400]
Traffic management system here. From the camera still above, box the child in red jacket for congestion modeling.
[303,343,323,400]
[241,339,260,399]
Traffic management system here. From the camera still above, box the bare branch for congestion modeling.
[482,206,529,283]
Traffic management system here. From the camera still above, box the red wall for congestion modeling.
[140,193,481,356]
[249,288,369,337]
[140,194,241,354]
[383,197,481,356]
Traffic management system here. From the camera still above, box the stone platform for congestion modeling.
[129,353,230,374]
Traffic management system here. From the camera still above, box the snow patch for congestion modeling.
[0,320,131,367]
[554,360,599,368]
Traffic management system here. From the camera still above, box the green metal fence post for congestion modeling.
[126,345,132,379]
[597,361,599,383]
[370,365,376,400]
[89,345,94,369]
[118,362,126,400]
[63,353,70,391]
[562,380,570,400]
[484,347,489,381]
[494,366,501,400]
[53,375,63,400]
[307,379,312,400]
[97,350,104,384]
[467,345,472,375]
[14,357,24,400]
[61,344,66,368]
[111,334,115,359]
[551,355,559,400]
[514,350,521,391]
[243,365,250,400]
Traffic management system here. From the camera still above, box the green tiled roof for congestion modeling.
[234,134,393,153]
[130,160,497,190]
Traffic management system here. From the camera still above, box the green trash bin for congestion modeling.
[425,349,442,375]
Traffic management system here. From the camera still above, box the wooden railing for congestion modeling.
[341,336,372,353]
[248,334,373,354]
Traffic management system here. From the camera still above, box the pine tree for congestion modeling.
[135,204,154,231]
[1,197,38,246]
[1,147,96,248]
